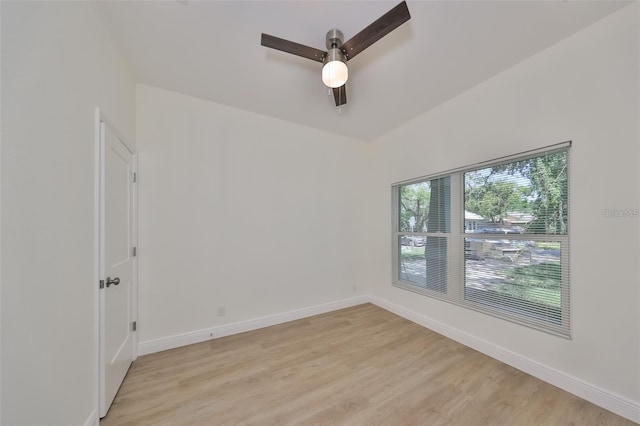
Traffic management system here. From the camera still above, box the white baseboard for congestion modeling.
[84,409,99,426]
[368,295,640,424]
[138,295,369,356]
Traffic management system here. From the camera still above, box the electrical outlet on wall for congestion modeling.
[217,306,226,317]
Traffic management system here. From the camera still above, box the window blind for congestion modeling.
[392,143,570,337]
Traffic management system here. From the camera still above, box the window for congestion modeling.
[397,176,450,292]
[392,143,570,337]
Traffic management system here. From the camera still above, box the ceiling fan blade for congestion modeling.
[332,85,347,107]
[340,1,411,61]
[261,33,326,63]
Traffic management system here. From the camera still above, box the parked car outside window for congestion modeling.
[400,236,426,247]
[474,227,522,234]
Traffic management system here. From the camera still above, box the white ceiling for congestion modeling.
[96,1,629,141]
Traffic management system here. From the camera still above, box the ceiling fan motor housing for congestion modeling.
[325,29,344,50]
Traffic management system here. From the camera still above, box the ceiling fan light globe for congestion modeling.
[322,60,348,88]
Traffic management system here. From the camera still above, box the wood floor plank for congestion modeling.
[101,303,636,426]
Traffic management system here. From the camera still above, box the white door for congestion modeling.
[99,121,136,418]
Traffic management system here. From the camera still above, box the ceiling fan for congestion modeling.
[261,1,411,107]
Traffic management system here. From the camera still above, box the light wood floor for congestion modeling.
[101,303,636,426]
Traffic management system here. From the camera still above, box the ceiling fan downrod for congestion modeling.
[326,29,344,50]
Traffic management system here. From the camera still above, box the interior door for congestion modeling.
[99,121,135,418]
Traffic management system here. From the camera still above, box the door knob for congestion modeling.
[106,277,120,288]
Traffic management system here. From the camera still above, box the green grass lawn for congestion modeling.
[536,241,561,250]
[498,262,561,308]
[400,246,425,261]
[402,244,562,310]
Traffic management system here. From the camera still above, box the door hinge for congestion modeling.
[99,280,105,289]
[132,246,137,257]
[132,321,137,332]
[133,172,137,183]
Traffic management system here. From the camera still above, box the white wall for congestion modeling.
[368,3,639,414]
[1,2,135,425]
[136,85,366,345]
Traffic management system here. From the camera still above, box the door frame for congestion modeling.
[93,107,138,419]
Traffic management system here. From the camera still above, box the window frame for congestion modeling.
[392,142,571,338]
